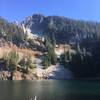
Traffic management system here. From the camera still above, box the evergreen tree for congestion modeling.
[43,35,57,67]
[43,55,50,69]
[51,33,56,47]
[50,46,57,64]
[60,47,72,68]
[8,50,19,71]
[3,50,19,71]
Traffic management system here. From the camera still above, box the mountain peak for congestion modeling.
[19,14,100,44]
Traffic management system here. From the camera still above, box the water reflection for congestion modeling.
[0,80,100,100]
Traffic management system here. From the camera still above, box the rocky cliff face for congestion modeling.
[22,14,45,36]
[21,14,100,44]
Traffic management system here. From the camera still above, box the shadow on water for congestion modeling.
[0,80,100,100]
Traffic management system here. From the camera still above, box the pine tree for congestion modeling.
[44,35,57,65]
[51,33,56,47]
[3,50,19,71]
[50,47,57,65]
[43,55,49,69]
[8,50,19,71]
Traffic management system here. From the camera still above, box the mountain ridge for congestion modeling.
[20,14,100,44]
[1,14,100,79]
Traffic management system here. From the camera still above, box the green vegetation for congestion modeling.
[1,50,36,74]
[19,56,36,73]
[23,14,100,43]
[1,15,100,78]
[60,48,72,68]
[3,50,19,71]
[42,55,50,69]
[60,43,99,78]
[42,35,57,69]
[0,17,27,47]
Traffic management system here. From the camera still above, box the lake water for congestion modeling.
[0,80,100,100]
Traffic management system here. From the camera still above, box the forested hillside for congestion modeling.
[1,14,100,79]
[0,17,26,46]
[0,17,44,50]
[22,14,100,43]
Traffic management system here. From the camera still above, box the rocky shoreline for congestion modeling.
[0,64,73,80]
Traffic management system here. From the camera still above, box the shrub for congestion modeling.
[3,50,19,71]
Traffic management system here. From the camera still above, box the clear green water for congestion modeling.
[0,80,100,100]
